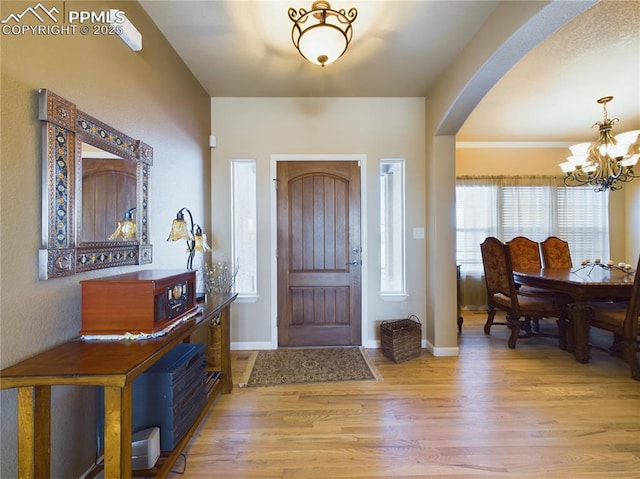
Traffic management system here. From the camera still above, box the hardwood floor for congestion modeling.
[169,312,640,478]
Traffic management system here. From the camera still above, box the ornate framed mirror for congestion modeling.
[38,89,153,280]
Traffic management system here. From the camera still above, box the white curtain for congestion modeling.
[456,176,610,309]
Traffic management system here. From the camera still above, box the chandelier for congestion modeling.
[288,1,357,67]
[559,96,640,191]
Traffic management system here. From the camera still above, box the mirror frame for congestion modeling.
[38,89,153,280]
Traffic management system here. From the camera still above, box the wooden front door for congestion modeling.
[277,161,361,347]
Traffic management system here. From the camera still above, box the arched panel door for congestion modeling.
[277,161,361,346]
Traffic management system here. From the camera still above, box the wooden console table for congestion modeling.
[0,292,236,479]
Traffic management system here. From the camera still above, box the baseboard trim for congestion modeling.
[231,341,276,350]
[363,339,379,349]
[232,340,459,356]
[425,340,459,357]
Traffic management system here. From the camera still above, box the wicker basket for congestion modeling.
[380,314,422,363]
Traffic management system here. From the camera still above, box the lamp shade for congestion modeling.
[615,129,640,147]
[298,23,347,66]
[167,217,191,242]
[114,219,136,240]
[559,161,575,174]
[569,142,590,155]
[194,232,211,253]
[109,207,137,241]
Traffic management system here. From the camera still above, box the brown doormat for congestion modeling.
[239,346,383,387]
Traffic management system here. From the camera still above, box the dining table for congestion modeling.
[513,264,634,363]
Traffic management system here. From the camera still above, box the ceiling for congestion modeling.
[140,0,640,143]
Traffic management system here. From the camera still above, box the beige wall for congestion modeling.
[211,97,426,348]
[456,146,567,175]
[0,1,210,477]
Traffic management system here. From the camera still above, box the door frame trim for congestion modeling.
[270,154,368,349]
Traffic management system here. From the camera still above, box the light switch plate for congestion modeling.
[413,227,425,239]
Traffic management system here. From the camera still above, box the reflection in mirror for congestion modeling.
[38,89,153,280]
[80,143,137,243]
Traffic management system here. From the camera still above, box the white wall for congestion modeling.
[211,97,426,348]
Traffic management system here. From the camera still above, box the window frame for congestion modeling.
[379,158,407,299]
[231,159,258,301]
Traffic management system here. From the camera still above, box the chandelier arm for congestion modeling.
[618,167,639,182]
[610,157,624,179]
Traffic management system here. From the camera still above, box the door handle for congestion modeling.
[346,260,359,266]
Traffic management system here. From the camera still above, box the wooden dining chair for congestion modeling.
[480,237,568,349]
[582,255,640,381]
[540,236,573,268]
[508,236,555,333]
[507,236,542,271]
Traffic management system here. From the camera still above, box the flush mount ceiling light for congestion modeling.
[288,1,357,67]
[559,96,639,192]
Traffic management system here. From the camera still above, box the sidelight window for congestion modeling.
[231,159,257,297]
[380,159,406,297]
